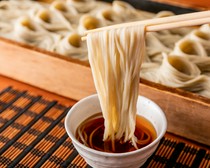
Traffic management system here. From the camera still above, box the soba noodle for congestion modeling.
[86,25,146,148]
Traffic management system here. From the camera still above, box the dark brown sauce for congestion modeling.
[76,113,157,153]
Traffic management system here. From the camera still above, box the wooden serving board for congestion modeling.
[0,37,210,146]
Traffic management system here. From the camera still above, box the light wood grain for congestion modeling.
[140,79,210,146]
[0,37,95,101]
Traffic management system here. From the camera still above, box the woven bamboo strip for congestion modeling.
[199,155,209,168]
[166,140,176,159]
[0,102,49,159]
[176,149,185,163]
[186,147,196,166]
[0,109,17,127]
[12,96,30,107]
[46,139,74,166]
[18,120,65,165]
[182,147,191,165]
[0,92,17,104]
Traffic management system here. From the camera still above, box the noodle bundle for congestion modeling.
[87,25,145,145]
[66,0,96,13]
[112,1,142,21]
[15,16,60,51]
[96,8,122,25]
[33,9,73,32]
[157,54,207,92]
[188,30,210,55]
[146,33,171,63]
[56,32,87,60]
[171,38,207,57]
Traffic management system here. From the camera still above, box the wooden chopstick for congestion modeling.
[147,17,210,32]
[81,10,210,41]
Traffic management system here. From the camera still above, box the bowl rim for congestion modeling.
[64,94,167,157]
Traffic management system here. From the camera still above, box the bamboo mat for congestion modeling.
[0,86,209,168]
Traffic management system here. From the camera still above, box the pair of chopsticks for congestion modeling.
[82,10,210,41]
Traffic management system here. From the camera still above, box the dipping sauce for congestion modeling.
[76,113,157,153]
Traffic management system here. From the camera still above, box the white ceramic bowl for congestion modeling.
[65,94,167,168]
